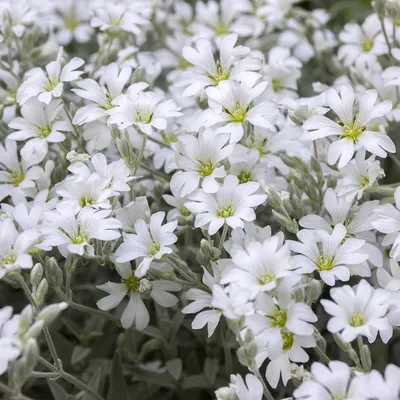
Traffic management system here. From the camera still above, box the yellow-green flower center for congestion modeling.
[217,205,235,218]
[362,39,373,52]
[45,78,59,92]
[268,308,287,328]
[197,159,215,177]
[122,274,142,292]
[209,60,230,84]
[11,170,24,186]
[102,91,114,110]
[2,253,16,265]
[215,22,229,35]
[349,313,366,327]
[65,16,79,31]
[317,255,334,271]
[226,102,247,123]
[282,331,294,351]
[272,78,281,93]
[181,206,191,217]
[148,242,160,257]
[259,272,275,285]
[163,132,178,144]
[237,170,252,183]
[79,196,95,208]
[71,228,89,244]
[39,125,52,138]
[359,175,369,188]
[136,110,153,124]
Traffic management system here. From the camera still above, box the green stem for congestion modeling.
[38,357,105,400]
[17,275,62,370]
[146,135,171,149]
[165,257,199,286]
[380,17,393,58]
[55,288,119,322]
[139,163,170,181]
[218,224,228,252]
[251,368,274,400]
[314,345,330,364]
[132,135,147,175]
[0,381,34,400]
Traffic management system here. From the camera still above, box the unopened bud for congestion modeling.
[37,302,68,325]
[288,108,305,125]
[66,150,90,164]
[19,305,34,336]
[45,257,63,288]
[131,67,144,84]
[23,320,44,341]
[30,263,43,289]
[35,279,48,307]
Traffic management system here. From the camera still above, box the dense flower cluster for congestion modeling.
[2,0,400,399]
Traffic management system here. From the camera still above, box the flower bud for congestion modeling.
[14,339,39,386]
[23,320,44,341]
[131,66,144,84]
[66,150,90,164]
[45,257,63,288]
[35,279,49,307]
[37,302,68,325]
[30,263,43,289]
[288,108,305,125]
[19,305,34,336]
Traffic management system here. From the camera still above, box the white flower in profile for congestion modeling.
[57,174,113,213]
[8,99,69,163]
[97,261,180,330]
[336,149,384,202]
[211,283,253,320]
[108,85,182,135]
[221,234,293,297]
[114,212,178,277]
[303,84,394,168]
[0,219,39,279]
[200,80,279,143]
[115,197,151,233]
[91,3,148,36]
[293,361,363,400]
[182,260,228,337]
[372,187,400,260]
[0,306,21,375]
[321,279,390,343]
[178,33,261,97]
[377,259,400,292]
[338,14,387,69]
[41,206,121,257]
[300,189,382,268]
[170,130,234,196]
[185,175,267,235]
[0,139,41,203]
[17,48,84,105]
[288,224,369,286]
[67,153,133,196]
[72,63,131,125]
[215,373,263,400]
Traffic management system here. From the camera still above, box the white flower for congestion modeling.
[338,14,387,70]
[41,206,121,257]
[211,283,253,320]
[185,175,267,235]
[9,99,69,163]
[321,279,390,343]
[372,187,400,260]
[200,80,279,143]
[222,234,293,297]
[56,174,113,213]
[300,188,383,268]
[97,261,180,330]
[178,33,261,97]
[303,84,395,168]
[0,139,41,203]
[0,306,21,375]
[115,197,151,233]
[72,63,131,125]
[170,130,234,196]
[182,260,227,337]
[91,3,148,36]
[0,219,38,278]
[108,84,182,135]
[361,364,400,400]
[289,224,369,286]
[336,149,384,202]
[266,330,315,388]
[114,212,178,277]
[215,374,263,400]
[293,361,364,400]
[17,48,84,105]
